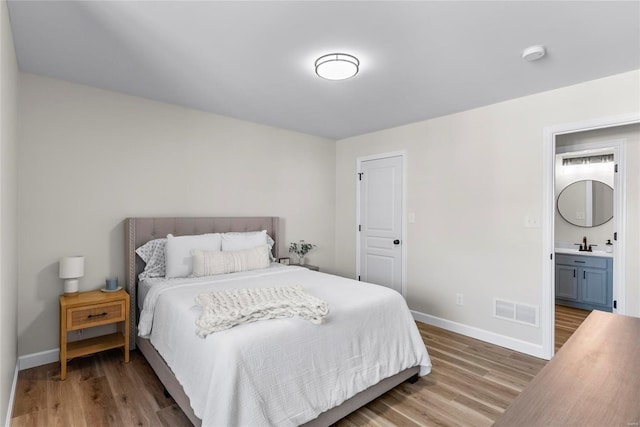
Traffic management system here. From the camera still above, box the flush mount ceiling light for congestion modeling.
[522,45,546,62]
[315,53,359,80]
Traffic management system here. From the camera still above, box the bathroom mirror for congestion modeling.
[557,180,613,227]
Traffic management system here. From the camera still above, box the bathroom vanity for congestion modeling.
[555,251,612,312]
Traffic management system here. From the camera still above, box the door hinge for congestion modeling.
[613,300,617,309]
[357,172,364,181]
[358,224,361,232]
[614,232,617,241]
[615,164,618,173]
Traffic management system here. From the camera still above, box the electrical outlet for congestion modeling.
[75,329,83,338]
[456,293,464,306]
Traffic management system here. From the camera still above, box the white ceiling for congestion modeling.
[7,1,640,139]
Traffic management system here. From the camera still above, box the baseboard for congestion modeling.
[5,362,18,427]
[411,310,547,359]
[18,348,59,370]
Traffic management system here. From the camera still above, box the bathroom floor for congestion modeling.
[555,304,591,352]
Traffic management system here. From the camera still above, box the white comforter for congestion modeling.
[139,265,431,427]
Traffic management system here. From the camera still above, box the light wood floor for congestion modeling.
[554,304,590,353]
[11,315,586,427]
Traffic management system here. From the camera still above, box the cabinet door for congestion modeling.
[581,268,609,307]
[556,265,578,300]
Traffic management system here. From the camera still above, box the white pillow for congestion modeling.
[192,245,271,277]
[165,233,222,278]
[221,230,276,261]
[221,230,267,251]
[135,238,167,279]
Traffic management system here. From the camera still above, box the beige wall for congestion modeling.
[17,74,336,356]
[335,70,640,347]
[0,0,19,422]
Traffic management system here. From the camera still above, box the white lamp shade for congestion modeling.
[59,256,85,279]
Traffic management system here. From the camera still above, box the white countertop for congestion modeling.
[555,248,613,258]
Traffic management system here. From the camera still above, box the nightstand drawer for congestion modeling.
[67,300,125,330]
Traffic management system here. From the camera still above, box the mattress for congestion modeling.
[138,277,163,311]
[139,265,431,426]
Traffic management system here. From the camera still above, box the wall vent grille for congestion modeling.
[493,298,539,327]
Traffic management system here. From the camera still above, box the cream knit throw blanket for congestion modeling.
[195,286,329,337]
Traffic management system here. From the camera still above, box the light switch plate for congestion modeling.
[525,215,540,228]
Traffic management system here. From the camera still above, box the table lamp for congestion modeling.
[59,256,84,296]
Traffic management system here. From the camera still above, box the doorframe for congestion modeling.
[542,112,639,360]
[356,150,407,298]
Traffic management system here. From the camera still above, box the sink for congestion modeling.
[555,247,613,258]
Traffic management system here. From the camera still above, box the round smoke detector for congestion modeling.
[522,45,546,62]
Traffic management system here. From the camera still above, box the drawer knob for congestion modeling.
[87,312,108,319]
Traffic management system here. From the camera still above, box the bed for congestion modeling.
[125,217,431,426]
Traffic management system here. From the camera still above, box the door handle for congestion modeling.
[393,239,400,245]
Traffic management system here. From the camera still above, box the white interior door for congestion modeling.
[359,155,403,294]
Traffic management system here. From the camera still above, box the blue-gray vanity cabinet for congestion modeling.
[555,253,612,312]
[555,265,578,300]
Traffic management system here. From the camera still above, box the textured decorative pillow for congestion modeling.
[135,238,167,279]
[192,245,271,277]
[165,233,222,278]
[221,230,276,261]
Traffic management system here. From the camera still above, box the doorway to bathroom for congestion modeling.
[554,139,621,352]
[542,114,640,360]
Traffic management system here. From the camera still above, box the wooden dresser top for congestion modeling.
[495,310,640,426]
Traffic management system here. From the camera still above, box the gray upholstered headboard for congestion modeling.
[125,217,280,348]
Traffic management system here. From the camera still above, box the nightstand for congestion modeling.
[59,289,130,380]
[298,264,319,271]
